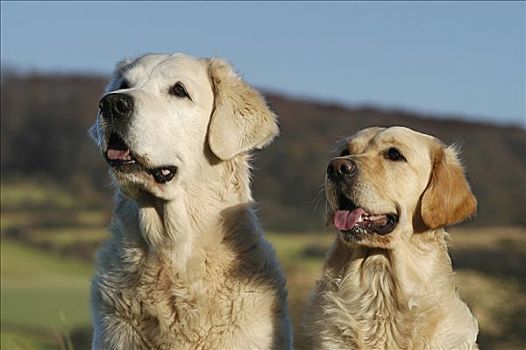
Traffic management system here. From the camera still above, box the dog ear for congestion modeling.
[207,58,279,160]
[420,145,477,229]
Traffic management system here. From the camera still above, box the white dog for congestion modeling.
[90,53,292,350]
[304,127,478,349]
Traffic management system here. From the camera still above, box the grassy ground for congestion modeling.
[1,181,525,349]
[1,241,93,350]
[270,228,526,349]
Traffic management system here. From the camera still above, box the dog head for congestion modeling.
[325,126,477,248]
[90,53,278,200]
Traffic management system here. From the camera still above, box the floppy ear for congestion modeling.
[420,145,477,229]
[207,58,279,160]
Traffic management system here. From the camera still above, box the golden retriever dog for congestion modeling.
[89,53,292,350]
[304,126,479,349]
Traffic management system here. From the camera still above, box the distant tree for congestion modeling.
[1,75,525,228]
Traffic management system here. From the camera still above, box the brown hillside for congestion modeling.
[256,93,526,230]
[1,73,524,230]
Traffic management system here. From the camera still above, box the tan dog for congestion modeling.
[304,127,478,349]
[90,54,292,349]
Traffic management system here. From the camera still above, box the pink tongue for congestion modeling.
[107,149,130,160]
[334,208,365,230]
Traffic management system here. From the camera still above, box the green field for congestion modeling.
[1,181,525,349]
[1,241,93,349]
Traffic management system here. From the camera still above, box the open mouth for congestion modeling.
[104,132,177,184]
[333,194,398,237]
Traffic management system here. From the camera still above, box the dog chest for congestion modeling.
[93,243,281,349]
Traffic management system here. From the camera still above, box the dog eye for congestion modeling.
[385,147,406,162]
[119,79,130,90]
[169,82,189,98]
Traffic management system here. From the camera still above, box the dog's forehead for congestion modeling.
[345,126,436,157]
[376,127,438,162]
[376,127,435,146]
[124,54,209,85]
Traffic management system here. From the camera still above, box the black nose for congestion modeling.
[327,158,356,179]
[99,93,134,120]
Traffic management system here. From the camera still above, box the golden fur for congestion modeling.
[304,127,479,349]
[90,54,292,349]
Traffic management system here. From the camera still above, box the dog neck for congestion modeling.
[323,229,459,346]
[329,229,455,293]
[111,154,256,269]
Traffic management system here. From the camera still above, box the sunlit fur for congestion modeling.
[90,54,291,350]
[304,127,478,349]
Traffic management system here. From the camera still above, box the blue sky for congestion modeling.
[1,1,524,125]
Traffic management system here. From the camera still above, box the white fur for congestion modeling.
[90,53,291,350]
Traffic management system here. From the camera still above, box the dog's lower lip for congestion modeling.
[109,161,178,184]
[368,214,398,235]
[334,206,398,236]
[332,192,398,236]
[104,133,178,184]
[149,166,178,183]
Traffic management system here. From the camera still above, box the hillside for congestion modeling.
[1,72,525,230]
[256,93,526,230]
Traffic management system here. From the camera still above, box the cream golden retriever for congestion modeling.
[304,126,479,349]
[89,53,292,349]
